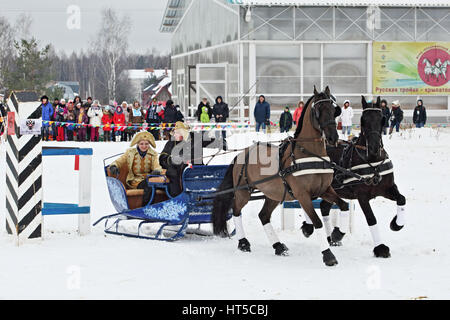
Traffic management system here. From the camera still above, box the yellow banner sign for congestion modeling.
[373,42,450,95]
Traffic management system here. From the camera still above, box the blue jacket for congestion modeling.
[41,102,54,127]
[254,101,270,123]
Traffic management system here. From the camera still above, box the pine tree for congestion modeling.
[5,38,52,94]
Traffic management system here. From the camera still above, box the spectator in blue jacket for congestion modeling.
[254,95,270,133]
[40,95,54,141]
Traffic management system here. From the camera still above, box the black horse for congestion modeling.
[301,96,406,258]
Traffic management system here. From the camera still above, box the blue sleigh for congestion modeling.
[94,155,232,241]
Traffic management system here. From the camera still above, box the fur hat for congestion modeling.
[174,121,190,131]
[172,121,190,141]
[40,95,49,102]
[130,131,156,149]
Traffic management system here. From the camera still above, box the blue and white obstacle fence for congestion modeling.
[280,199,356,233]
[42,147,93,236]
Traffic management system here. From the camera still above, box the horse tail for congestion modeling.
[212,159,236,236]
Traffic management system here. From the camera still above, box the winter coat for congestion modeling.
[293,106,303,125]
[200,106,210,123]
[158,106,165,121]
[54,105,67,123]
[101,113,114,131]
[254,98,270,123]
[159,133,213,197]
[0,103,6,118]
[413,104,427,124]
[87,106,103,127]
[340,106,354,127]
[112,147,162,189]
[41,102,54,127]
[146,104,161,124]
[195,102,212,121]
[129,107,145,125]
[0,103,6,134]
[66,108,76,131]
[113,111,126,132]
[77,112,89,125]
[164,104,184,123]
[212,97,229,123]
[391,106,404,123]
[381,103,391,127]
[279,111,293,131]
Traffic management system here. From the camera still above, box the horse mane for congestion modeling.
[293,94,315,139]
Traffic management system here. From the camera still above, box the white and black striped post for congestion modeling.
[5,92,43,243]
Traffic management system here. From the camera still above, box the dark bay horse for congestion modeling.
[301,96,406,258]
[212,87,350,267]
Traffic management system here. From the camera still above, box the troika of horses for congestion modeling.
[96,86,406,267]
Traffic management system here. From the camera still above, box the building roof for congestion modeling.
[160,0,449,34]
[143,74,172,93]
[227,0,449,6]
[127,69,171,80]
[160,0,188,33]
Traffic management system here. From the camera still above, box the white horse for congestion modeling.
[431,59,442,82]
[439,60,450,81]
[422,58,433,82]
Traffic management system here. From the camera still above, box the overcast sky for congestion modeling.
[2,0,171,55]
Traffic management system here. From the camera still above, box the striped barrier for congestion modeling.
[5,92,42,243]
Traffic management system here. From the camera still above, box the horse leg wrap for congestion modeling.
[396,205,406,227]
[316,227,330,253]
[337,210,350,235]
[263,223,280,246]
[323,216,332,238]
[233,215,246,240]
[369,224,382,247]
[303,211,313,225]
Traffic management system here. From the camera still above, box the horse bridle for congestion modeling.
[355,107,386,185]
[361,107,384,155]
[311,98,338,132]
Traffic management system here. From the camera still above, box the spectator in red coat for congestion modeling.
[113,104,127,142]
[293,101,304,126]
[102,105,114,142]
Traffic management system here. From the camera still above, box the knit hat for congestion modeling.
[130,131,156,149]
[40,95,49,102]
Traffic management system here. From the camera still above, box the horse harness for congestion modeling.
[233,137,335,203]
[333,108,394,189]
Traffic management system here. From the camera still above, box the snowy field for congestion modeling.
[0,127,449,300]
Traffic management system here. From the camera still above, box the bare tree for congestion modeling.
[0,16,16,91]
[14,13,33,41]
[93,8,131,102]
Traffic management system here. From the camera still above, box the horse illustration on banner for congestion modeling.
[422,58,450,83]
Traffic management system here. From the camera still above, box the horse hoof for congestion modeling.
[273,242,289,256]
[322,249,338,266]
[301,222,314,238]
[328,236,342,247]
[331,227,345,243]
[238,238,251,252]
[374,244,391,258]
[390,216,404,232]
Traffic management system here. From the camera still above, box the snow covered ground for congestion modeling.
[0,128,449,300]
